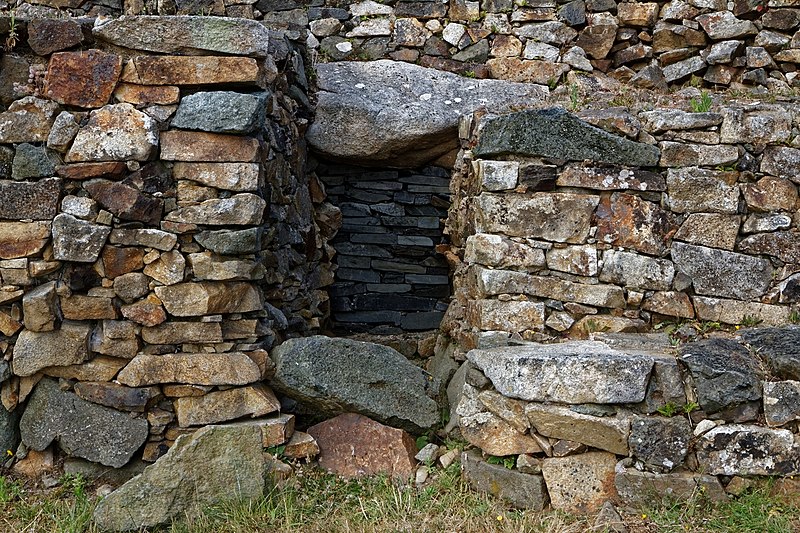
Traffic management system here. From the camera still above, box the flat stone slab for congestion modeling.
[615,468,726,507]
[473,108,660,166]
[306,59,547,167]
[462,450,548,510]
[20,378,148,468]
[467,341,655,404]
[93,16,271,57]
[742,327,800,380]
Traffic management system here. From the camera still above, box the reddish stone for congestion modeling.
[60,296,118,320]
[102,246,145,279]
[0,222,50,259]
[45,50,122,108]
[120,56,259,85]
[595,192,679,256]
[74,381,160,412]
[56,162,127,180]
[114,83,180,106]
[120,297,167,327]
[486,57,570,85]
[308,413,417,479]
[738,231,800,264]
[26,18,83,56]
[84,180,163,225]
[160,131,260,162]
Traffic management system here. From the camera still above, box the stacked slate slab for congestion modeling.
[320,164,451,333]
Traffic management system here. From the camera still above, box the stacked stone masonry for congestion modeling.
[443,106,800,348]
[0,15,339,465]
[8,0,800,94]
[456,331,800,513]
[320,163,451,333]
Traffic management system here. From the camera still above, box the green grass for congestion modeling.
[644,481,800,532]
[1,467,799,532]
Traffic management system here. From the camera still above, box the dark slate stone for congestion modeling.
[172,92,267,135]
[84,180,163,225]
[629,415,691,471]
[678,338,762,414]
[473,108,661,167]
[671,242,773,301]
[11,143,57,180]
[462,450,549,510]
[0,146,12,179]
[269,335,440,433]
[559,0,587,25]
[20,378,149,468]
[0,178,61,220]
[194,228,263,254]
[741,327,800,380]
[1,400,19,456]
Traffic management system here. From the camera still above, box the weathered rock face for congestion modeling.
[462,450,549,510]
[172,92,266,134]
[20,379,148,468]
[12,322,91,377]
[541,452,618,514]
[467,342,653,404]
[678,338,762,414]
[526,404,630,455]
[93,16,272,57]
[697,425,800,476]
[628,415,691,471]
[116,352,263,387]
[65,104,159,162]
[307,413,417,479]
[473,108,660,167]
[306,60,547,167]
[93,424,272,531]
[270,336,439,433]
[671,243,772,301]
[615,469,726,506]
[741,327,800,380]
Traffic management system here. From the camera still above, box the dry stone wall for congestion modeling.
[7,1,800,97]
[0,15,338,465]
[443,105,800,349]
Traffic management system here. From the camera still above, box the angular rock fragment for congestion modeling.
[52,214,111,263]
[172,92,266,134]
[154,282,261,316]
[527,403,630,455]
[474,108,660,167]
[697,424,799,475]
[462,450,548,510]
[94,424,272,530]
[66,104,158,162]
[763,381,800,427]
[0,97,61,144]
[116,352,263,387]
[542,452,618,514]
[44,50,122,108]
[12,322,91,377]
[160,131,260,162]
[308,413,417,479]
[595,192,677,256]
[671,243,772,301]
[270,336,439,433]
[678,338,761,413]
[175,384,280,426]
[20,378,148,468]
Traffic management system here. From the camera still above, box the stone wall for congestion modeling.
[9,0,800,95]
[456,331,800,513]
[0,15,338,464]
[319,163,451,333]
[442,105,800,350]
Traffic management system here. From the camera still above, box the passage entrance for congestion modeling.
[318,163,451,334]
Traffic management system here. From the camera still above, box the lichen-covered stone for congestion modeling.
[542,452,618,514]
[462,450,549,510]
[678,338,761,413]
[0,97,61,144]
[629,415,691,470]
[0,178,61,221]
[474,108,660,166]
[93,16,272,57]
[671,243,772,300]
[172,92,266,134]
[467,341,653,404]
[121,56,260,85]
[473,193,599,243]
[52,214,111,263]
[763,381,800,427]
[696,424,800,475]
[615,469,726,506]
[66,104,158,162]
[599,250,674,291]
[595,193,678,256]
